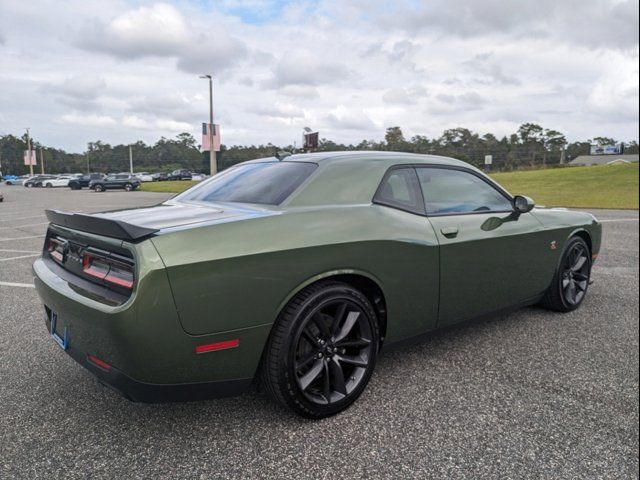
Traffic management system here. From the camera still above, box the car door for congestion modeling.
[111,175,126,189]
[372,167,440,337]
[415,166,549,327]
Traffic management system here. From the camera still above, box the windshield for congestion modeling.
[176,161,317,205]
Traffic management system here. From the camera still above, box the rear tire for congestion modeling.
[260,281,379,418]
[540,236,591,312]
[94,184,104,192]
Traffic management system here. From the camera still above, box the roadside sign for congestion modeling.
[23,150,37,166]
[484,155,493,165]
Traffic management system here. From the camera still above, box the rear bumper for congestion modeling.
[45,314,252,402]
[33,253,272,398]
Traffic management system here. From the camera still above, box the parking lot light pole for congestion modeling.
[25,127,33,177]
[200,74,216,176]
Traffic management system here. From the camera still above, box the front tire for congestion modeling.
[124,183,133,192]
[260,281,379,418]
[540,236,591,312]
[94,184,104,192]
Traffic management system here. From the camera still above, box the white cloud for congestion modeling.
[0,0,637,152]
[122,115,151,129]
[76,3,246,74]
[155,118,193,132]
[587,54,640,122]
[59,113,117,127]
[326,106,377,131]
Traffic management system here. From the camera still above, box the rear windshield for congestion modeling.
[177,161,317,205]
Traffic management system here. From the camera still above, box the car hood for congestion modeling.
[92,201,273,231]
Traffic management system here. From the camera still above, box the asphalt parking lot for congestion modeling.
[0,186,638,479]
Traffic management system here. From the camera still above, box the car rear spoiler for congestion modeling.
[45,210,159,242]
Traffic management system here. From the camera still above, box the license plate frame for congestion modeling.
[50,311,69,351]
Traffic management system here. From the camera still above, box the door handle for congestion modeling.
[440,226,459,238]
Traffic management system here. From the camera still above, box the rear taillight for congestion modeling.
[82,251,134,290]
[48,238,66,262]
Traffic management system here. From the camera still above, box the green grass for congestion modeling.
[490,163,638,209]
[140,180,200,194]
[140,164,639,209]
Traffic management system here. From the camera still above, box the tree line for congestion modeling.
[1,123,637,176]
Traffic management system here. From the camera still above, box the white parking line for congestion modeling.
[599,218,639,223]
[0,281,35,288]
[0,222,49,230]
[0,235,45,242]
[0,214,47,222]
[0,253,40,262]
[0,249,40,253]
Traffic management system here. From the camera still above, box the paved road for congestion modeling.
[0,186,638,479]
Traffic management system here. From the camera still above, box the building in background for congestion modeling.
[569,154,639,166]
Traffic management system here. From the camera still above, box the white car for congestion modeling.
[135,172,155,182]
[4,176,28,186]
[191,174,206,181]
[42,176,72,188]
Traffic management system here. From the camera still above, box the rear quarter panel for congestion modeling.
[151,205,440,342]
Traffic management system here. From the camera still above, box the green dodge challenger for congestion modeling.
[33,151,602,418]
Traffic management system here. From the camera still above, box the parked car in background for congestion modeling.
[135,172,155,182]
[169,169,193,181]
[4,175,28,186]
[42,176,72,188]
[68,173,106,190]
[191,173,206,181]
[24,175,56,188]
[89,174,140,192]
[152,172,170,181]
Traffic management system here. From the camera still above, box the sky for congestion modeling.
[0,0,638,152]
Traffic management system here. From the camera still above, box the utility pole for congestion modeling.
[40,148,45,174]
[129,145,133,174]
[200,74,216,176]
[25,128,33,176]
[86,153,90,174]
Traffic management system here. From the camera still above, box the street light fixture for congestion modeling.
[200,74,216,176]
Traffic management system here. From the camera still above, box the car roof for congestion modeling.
[247,150,471,169]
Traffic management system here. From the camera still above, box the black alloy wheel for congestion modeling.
[94,184,104,192]
[540,236,592,312]
[293,298,374,406]
[261,281,379,418]
[124,183,133,192]
[560,241,590,306]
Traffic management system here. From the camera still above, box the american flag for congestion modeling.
[202,123,221,152]
[23,150,37,166]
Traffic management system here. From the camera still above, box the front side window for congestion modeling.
[176,161,317,205]
[416,168,512,215]
[373,168,424,214]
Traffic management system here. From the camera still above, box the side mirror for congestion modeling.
[513,195,535,213]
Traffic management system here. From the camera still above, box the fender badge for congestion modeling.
[550,241,557,250]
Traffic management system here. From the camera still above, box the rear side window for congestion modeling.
[177,161,317,205]
[373,168,424,215]
[416,168,512,215]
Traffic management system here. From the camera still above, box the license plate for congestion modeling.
[50,311,69,351]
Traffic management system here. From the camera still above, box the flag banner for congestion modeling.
[303,132,319,150]
[202,123,221,152]
[23,150,37,166]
